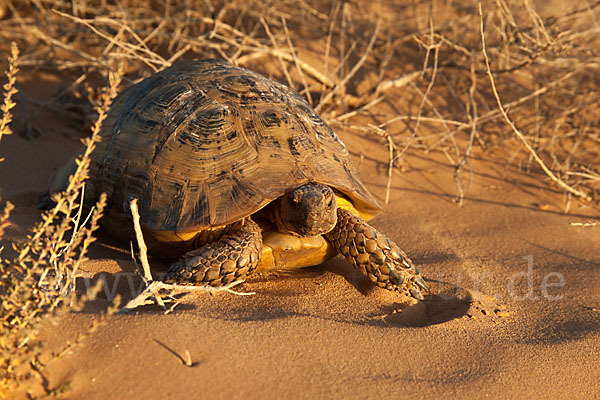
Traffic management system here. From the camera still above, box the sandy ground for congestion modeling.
[1,78,600,399]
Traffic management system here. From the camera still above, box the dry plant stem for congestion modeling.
[46,8,335,86]
[60,184,86,256]
[0,202,14,240]
[524,0,553,45]
[0,41,18,254]
[422,69,577,154]
[53,10,168,71]
[16,67,122,263]
[1,55,119,394]
[375,70,421,97]
[454,59,478,205]
[129,241,145,281]
[126,199,254,313]
[129,198,167,310]
[339,2,348,101]
[570,222,598,227]
[228,15,262,61]
[398,21,441,158]
[368,125,397,204]
[381,115,467,129]
[385,136,396,205]
[334,96,384,122]
[478,3,592,202]
[121,279,252,312]
[236,46,334,87]
[281,16,312,105]
[153,340,195,367]
[0,42,19,144]
[180,12,335,86]
[314,12,382,113]
[322,2,341,95]
[29,26,110,70]
[68,195,106,293]
[260,17,295,90]
[129,199,153,283]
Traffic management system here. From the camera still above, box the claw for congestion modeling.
[407,276,429,301]
[414,276,430,293]
[409,286,425,301]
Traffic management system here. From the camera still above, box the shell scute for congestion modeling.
[90,59,381,231]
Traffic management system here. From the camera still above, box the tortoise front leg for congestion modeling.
[325,209,429,300]
[165,219,263,286]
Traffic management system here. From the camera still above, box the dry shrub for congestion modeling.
[1,0,599,203]
[0,43,18,145]
[0,44,123,396]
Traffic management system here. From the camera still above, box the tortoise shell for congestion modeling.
[89,59,382,233]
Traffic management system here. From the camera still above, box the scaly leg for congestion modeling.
[325,209,428,300]
[165,219,262,286]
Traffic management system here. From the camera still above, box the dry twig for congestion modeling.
[478,3,592,202]
[0,42,19,145]
[129,198,153,283]
[124,201,255,313]
[315,11,382,113]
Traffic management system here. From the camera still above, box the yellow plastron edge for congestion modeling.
[336,195,361,218]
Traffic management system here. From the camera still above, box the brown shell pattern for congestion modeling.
[89,59,381,232]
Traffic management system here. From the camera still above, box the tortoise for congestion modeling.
[48,59,428,300]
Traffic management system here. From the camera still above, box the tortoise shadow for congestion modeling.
[73,250,470,327]
[314,257,471,327]
[73,270,470,328]
[214,291,470,328]
[219,265,471,328]
[375,293,471,327]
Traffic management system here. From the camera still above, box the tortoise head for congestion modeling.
[275,183,338,237]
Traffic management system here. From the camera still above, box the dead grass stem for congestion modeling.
[124,199,254,314]
[478,2,592,202]
[0,42,18,145]
[0,47,123,395]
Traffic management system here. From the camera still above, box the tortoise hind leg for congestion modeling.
[325,209,429,300]
[165,219,263,286]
